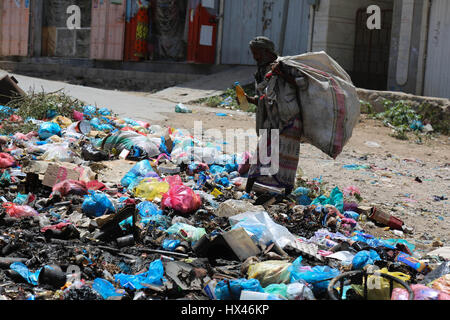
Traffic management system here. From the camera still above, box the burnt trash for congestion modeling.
[38,265,67,289]
[81,143,109,162]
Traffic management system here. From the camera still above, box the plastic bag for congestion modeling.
[392,284,448,300]
[162,239,181,251]
[430,274,450,295]
[247,261,292,287]
[229,211,299,249]
[286,281,316,300]
[52,180,88,197]
[264,283,288,298]
[38,122,61,140]
[161,184,202,215]
[165,223,206,242]
[41,145,74,162]
[81,191,116,218]
[52,116,72,129]
[114,259,164,290]
[352,250,381,270]
[215,279,264,300]
[0,153,16,168]
[137,201,163,217]
[13,193,28,205]
[311,187,344,213]
[352,268,411,300]
[133,178,169,201]
[92,278,124,300]
[9,262,41,285]
[422,261,449,285]
[121,160,155,188]
[2,202,38,218]
[100,131,160,160]
[289,258,339,294]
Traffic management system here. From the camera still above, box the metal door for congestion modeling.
[0,0,30,56]
[221,0,310,65]
[90,0,126,60]
[353,8,393,90]
[424,0,450,99]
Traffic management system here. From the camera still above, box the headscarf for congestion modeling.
[249,36,278,56]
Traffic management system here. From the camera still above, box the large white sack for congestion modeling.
[277,51,360,159]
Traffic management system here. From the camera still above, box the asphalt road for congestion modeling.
[1,70,173,122]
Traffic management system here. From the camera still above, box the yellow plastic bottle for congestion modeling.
[235,81,249,111]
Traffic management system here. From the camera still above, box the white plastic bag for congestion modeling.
[229,211,299,249]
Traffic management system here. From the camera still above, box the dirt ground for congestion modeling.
[148,104,450,256]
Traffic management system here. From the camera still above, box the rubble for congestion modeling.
[0,83,448,301]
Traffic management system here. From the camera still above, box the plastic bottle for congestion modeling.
[235,82,249,112]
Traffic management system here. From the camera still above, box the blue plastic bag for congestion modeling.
[0,105,14,118]
[137,201,162,217]
[114,259,164,290]
[292,187,310,196]
[297,195,312,206]
[13,193,28,205]
[98,108,111,116]
[215,278,264,300]
[82,191,115,217]
[290,260,339,294]
[92,278,124,300]
[344,211,360,220]
[162,239,180,251]
[311,187,344,213]
[83,105,97,116]
[209,165,226,175]
[10,262,42,286]
[231,221,270,245]
[38,122,61,140]
[352,250,381,270]
[121,160,154,187]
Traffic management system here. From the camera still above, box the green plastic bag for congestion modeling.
[311,187,344,213]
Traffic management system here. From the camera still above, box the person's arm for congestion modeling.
[245,94,259,105]
[271,61,298,87]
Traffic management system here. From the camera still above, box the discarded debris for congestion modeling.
[0,88,447,302]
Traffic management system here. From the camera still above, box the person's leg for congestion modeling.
[245,177,257,193]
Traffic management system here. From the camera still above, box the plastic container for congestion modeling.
[38,265,67,289]
[235,82,249,112]
[368,208,403,230]
[116,235,135,248]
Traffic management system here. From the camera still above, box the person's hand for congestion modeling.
[271,61,281,74]
[246,94,259,105]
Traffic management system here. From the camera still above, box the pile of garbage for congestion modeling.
[0,90,448,301]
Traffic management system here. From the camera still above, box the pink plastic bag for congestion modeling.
[52,180,88,197]
[161,185,202,215]
[86,180,106,191]
[73,110,84,122]
[391,288,410,300]
[2,203,38,218]
[165,175,183,186]
[392,285,450,300]
[41,222,72,233]
[14,133,29,140]
[0,153,15,168]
